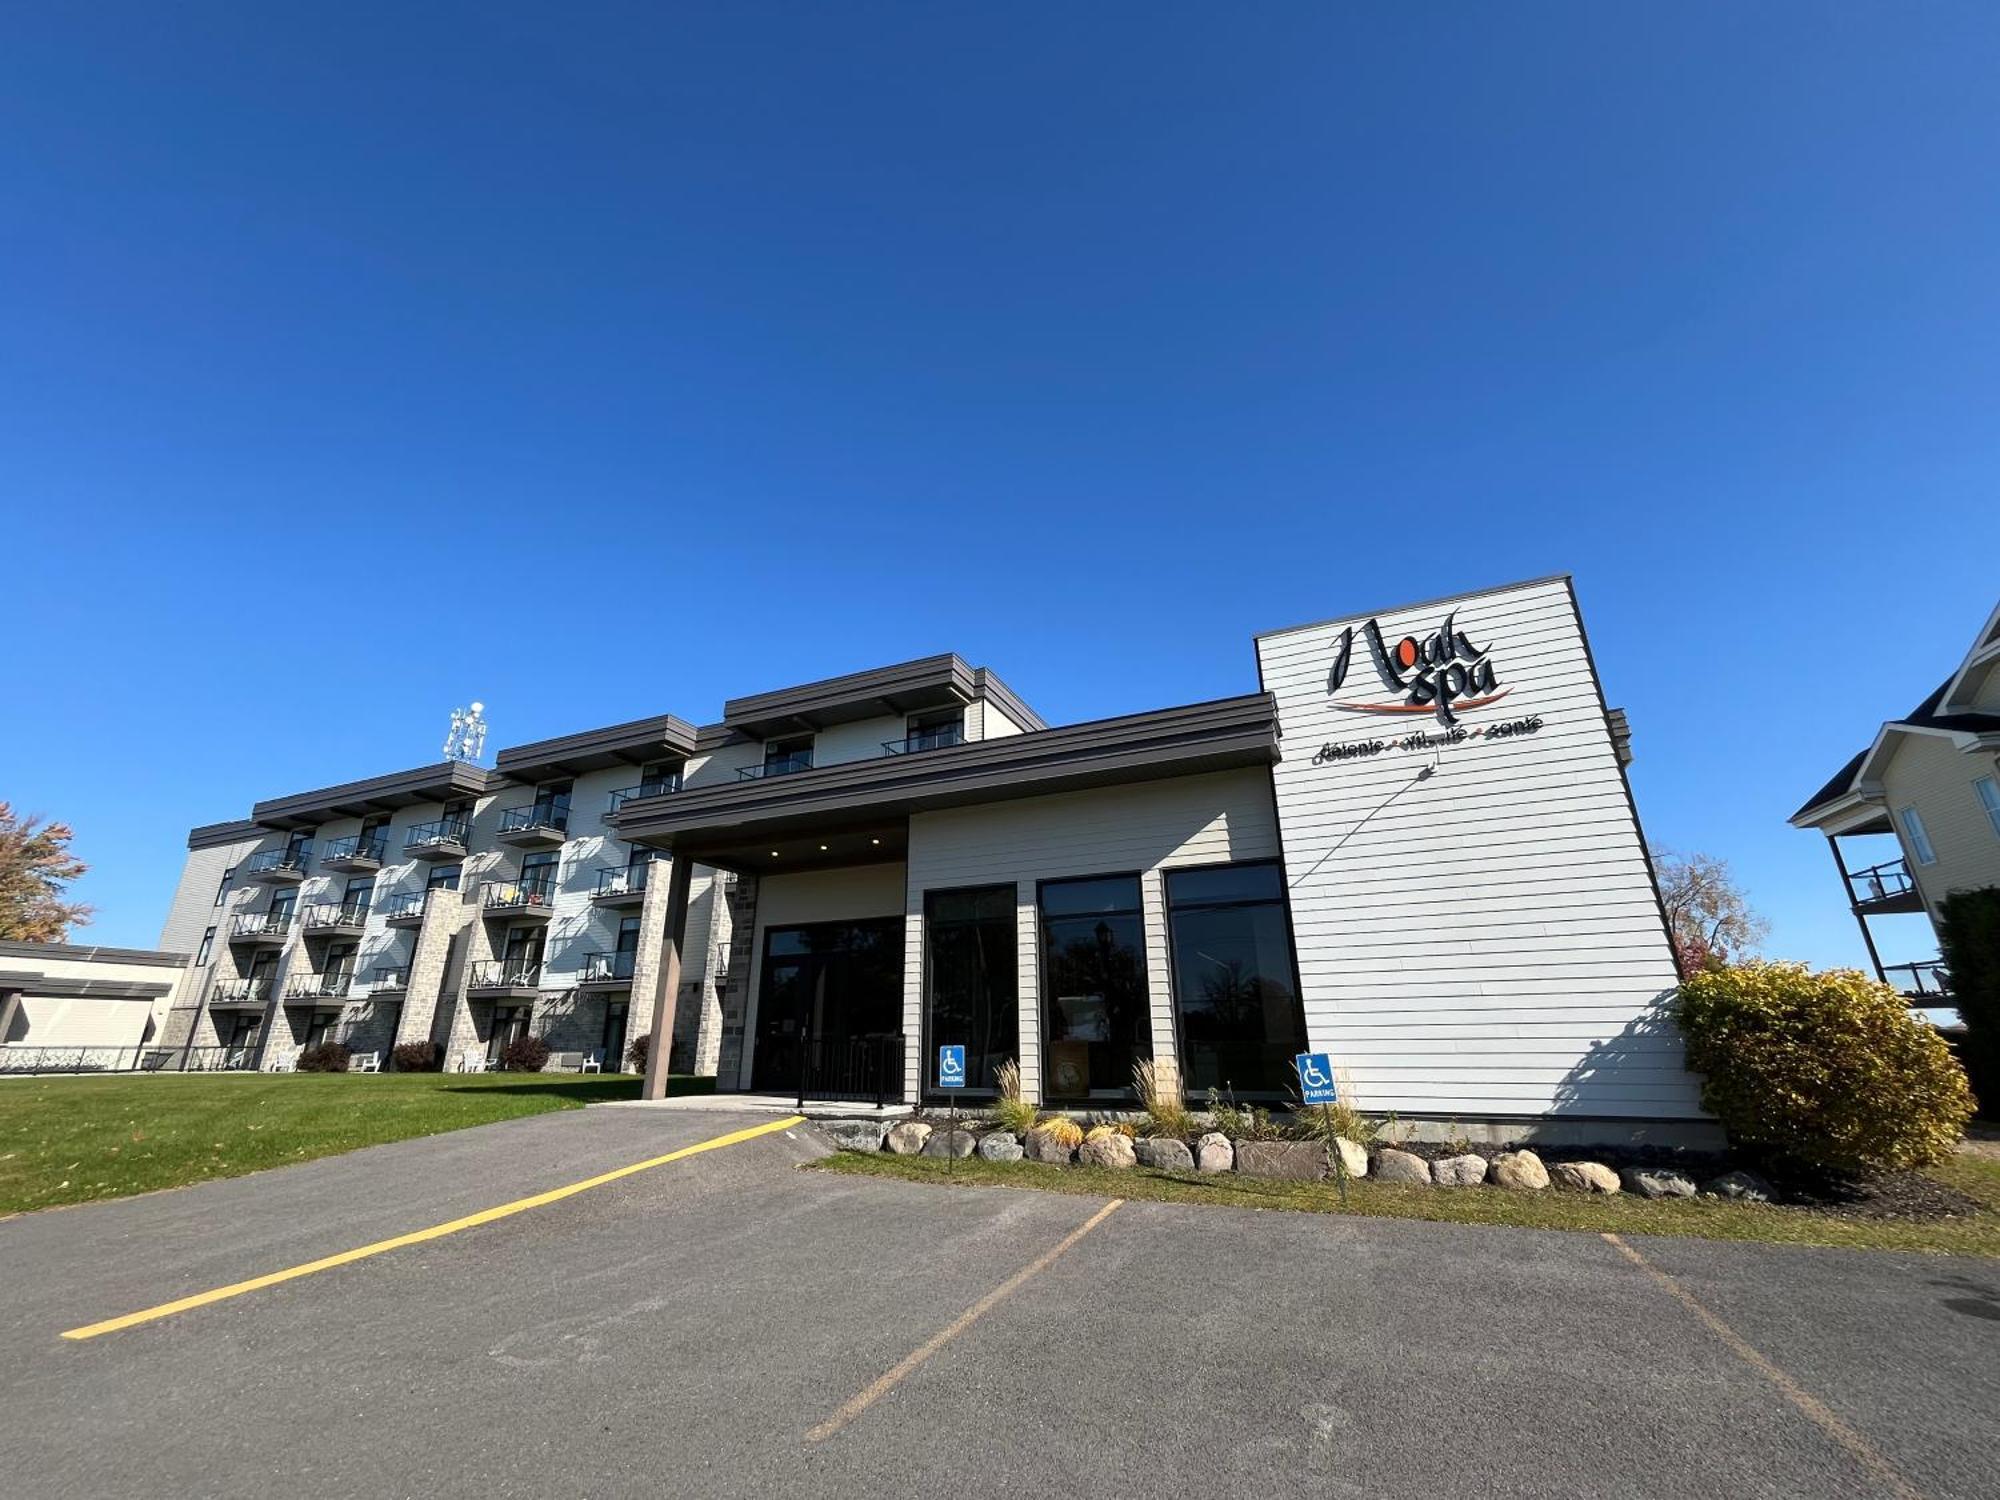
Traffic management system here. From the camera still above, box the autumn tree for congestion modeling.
[0,803,93,942]
[1652,846,1767,975]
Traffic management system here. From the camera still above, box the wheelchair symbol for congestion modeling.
[938,1045,966,1087]
[1299,1056,1331,1089]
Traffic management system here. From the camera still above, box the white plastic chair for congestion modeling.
[350,1051,381,1073]
[581,1049,604,1074]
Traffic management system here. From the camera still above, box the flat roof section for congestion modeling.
[722,653,979,737]
[493,713,699,785]
[251,761,497,831]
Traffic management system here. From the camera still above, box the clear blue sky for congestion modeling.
[3,5,1995,970]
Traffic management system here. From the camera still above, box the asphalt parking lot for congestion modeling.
[3,1108,1993,1499]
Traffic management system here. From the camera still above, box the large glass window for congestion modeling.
[1898,806,1937,865]
[1039,875,1150,1103]
[924,886,1016,1100]
[1166,862,1306,1099]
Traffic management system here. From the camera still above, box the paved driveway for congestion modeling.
[3,1108,1993,1499]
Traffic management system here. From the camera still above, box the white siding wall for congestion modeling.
[1879,732,2000,912]
[1257,577,1701,1120]
[904,769,1282,1103]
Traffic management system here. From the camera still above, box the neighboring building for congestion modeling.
[1790,599,2000,1002]
[0,941,189,1051]
[155,575,1701,1140]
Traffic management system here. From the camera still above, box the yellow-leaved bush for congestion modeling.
[1678,961,1973,1173]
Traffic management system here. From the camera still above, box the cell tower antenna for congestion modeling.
[443,701,489,764]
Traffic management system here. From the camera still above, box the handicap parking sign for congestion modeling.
[1295,1052,1337,1105]
[937,1044,967,1089]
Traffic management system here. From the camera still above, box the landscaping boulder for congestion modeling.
[885,1121,933,1156]
[1621,1166,1697,1200]
[820,1120,890,1154]
[1704,1169,1773,1202]
[1234,1140,1327,1182]
[1334,1137,1369,1180]
[1374,1148,1432,1185]
[1025,1126,1078,1164]
[977,1131,1024,1163]
[1549,1161,1620,1194]
[1134,1137,1194,1173]
[1489,1150,1550,1191]
[1432,1153,1489,1188]
[1078,1131,1138,1169]
[923,1129,977,1159]
[1195,1131,1234,1173]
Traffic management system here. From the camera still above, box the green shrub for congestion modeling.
[1205,1087,1283,1141]
[1938,886,2000,1116]
[296,1042,351,1073]
[988,1059,1038,1136]
[1678,961,1974,1173]
[498,1035,551,1073]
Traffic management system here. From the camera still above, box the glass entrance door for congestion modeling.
[752,918,904,1094]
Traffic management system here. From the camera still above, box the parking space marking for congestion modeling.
[807,1197,1125,1443]
[1602,1233,1925,1500]
[60,1114,807,1342]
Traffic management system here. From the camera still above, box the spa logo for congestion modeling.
[1325,611,1509,725]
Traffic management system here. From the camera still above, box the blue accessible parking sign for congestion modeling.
[937,1045,967,1089]
[1295,1052,1337,1106]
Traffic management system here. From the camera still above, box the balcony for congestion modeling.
[737,750,814,782]
[496,799,570,849]
[405,817,470,861]
[301,902,370,940]
[378,891,430,928]
[229,910,291,946]
[483,879,557,922]
[285,971,357,1003]
[369,966,411,995]
[577,949,637,989]
[467,960,542,999]
[606,777,681,817]
[320,834,389,874]
[1843,857,1925,916]
[1884,959,1951,1001]
[209,979,274,1009]
[245,847,311,884]
[882,724,966,756]
[592,863,652,908]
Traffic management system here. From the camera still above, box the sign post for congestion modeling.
[1295,1051,1347,1207]
[937,1045,966,1178]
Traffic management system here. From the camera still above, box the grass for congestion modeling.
[0,1071,711,1215]
[810,1149,2000,1258]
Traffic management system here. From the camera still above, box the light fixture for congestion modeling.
[870,837,881,846]
[769,850,780,858]
[819,844,829,852]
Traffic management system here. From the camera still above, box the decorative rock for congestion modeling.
[1134,1136,1195,1172]
[1195,1132,1234,1173]
[976,1131,1024,1162]
[1334,1137,1369,1180]
[885,1121,933,1156]
[1025,1126,1078,1165]
[1489,1149,1550,1191]
[1704,1169,1773,1202]
[922,1129,977,1159]
[1620,1166,1698,1200]
[1078,1131,1138,1169]
[1549,1161,1621,1194]
[1374,1148,1432,1185]
[1432,1153,1489,1188]
[1234,1140,1327,1181]
[820,1119,890,1154]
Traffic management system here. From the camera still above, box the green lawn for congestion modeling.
[811,1150,2000,1258]
[0,1072,710,1215]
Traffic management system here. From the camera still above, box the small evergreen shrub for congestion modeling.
[391,1041,442,1072]
[1938,886,2000,1116]
[498,1035,551,1073]
[296,1042,352,1073]
[1678,961,1974,1173]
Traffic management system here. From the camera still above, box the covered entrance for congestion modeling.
[753,918,904,1101]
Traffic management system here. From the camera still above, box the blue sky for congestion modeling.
[3,4,1995,968]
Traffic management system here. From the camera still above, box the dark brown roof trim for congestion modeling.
[187,819,264,851]
[0,970,174,999]
[493,713,699,783]
[722,653,977,736]
[971,667,1047,732]
[0,941,190,968]
[251,761,497,831]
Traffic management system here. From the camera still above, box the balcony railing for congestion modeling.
[370,966,411,991]
[231,910,291,940]
[302,902,371,932]
[593,863,652,900]
[321,834,389,867]
[211,979,275,1005]
[378,891,428,922]
[468,960,542,991]
[498,800,571,836]
[286,971,356,1001]
[245,847,312,878]
[580,949,638,984]
[738,751,814,781]
[1884,960,1950,999]
[1845,857,1920,911]
[483,878,556,913]
[607,777,681,814]
[405,816,471,855]
[883,724,966,756]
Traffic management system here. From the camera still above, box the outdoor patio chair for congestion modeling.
[580,1049,604,1073]
[350,1051,381,1073]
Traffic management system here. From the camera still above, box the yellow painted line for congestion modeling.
[807,1198,1125,1443]
[1602,1233,1925,1500]
[61,1114,807,1341]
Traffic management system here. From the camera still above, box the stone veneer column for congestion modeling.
[391,889,472,1061]
[712,873,759,1090]
[622,857,679,1072]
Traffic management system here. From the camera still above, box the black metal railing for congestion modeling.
[790,1033,904,1108]
[738,751,814,781]
[0,1044,259,1075]
[231,911,290,939]
[594,863,651,899]
[371,966,412,991]
[322,834,389,864]
[246,846,312,876]
[405,816,470,853]
[1885,959,1950,999]
[499,799,571,836]
[286,971,354,1001]
[607,777,681,813]
[211,979,275,1005]
[468,959,542,990]
[1846,858,1916,908]
[580,949,638,983]
[303,901,371,930]
[484,877,556,911]
[883,724,966,756]
[378,890,428,921]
